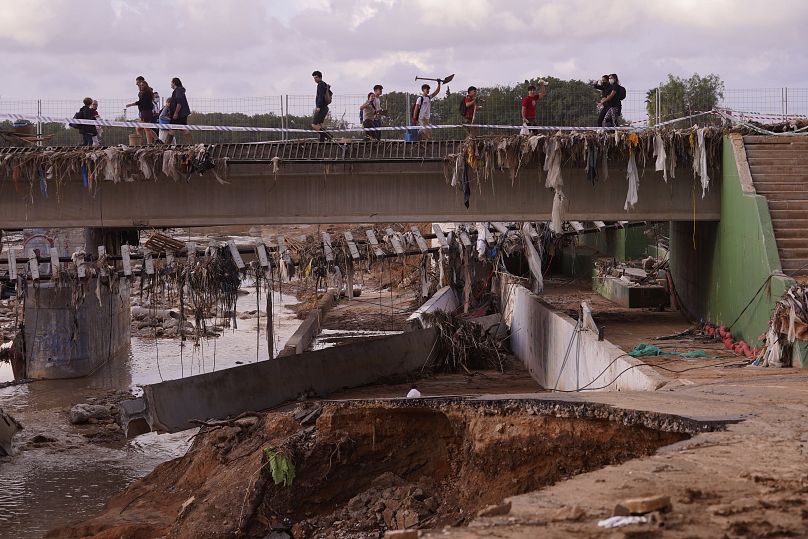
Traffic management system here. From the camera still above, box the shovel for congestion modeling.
[415,73,455,85]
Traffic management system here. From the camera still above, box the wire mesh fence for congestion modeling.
[1,88,807,146]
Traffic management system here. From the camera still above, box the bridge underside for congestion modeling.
[0,144,720,228]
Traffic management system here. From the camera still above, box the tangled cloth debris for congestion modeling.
[442,126,724,217]
[0,144,227,197]
[756,284,808,367]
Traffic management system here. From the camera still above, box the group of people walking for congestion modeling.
[72,71,626,145]
[312,70,626,142]
[73,76,191,146]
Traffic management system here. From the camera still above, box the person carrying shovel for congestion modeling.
[412,80,441,140]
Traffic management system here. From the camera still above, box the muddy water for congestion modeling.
[0,289,300,538]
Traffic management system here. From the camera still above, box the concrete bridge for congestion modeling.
[0,140,720,228]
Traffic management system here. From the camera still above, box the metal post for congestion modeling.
[284,94,289,141]
[785,87,789,124]
[37,99,43,147]
[657,85,661,126]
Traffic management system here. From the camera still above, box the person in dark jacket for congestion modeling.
[600,73,624,129]
[126,79,157,143]
[311,70,332,141]
[593,75,611,127]
[169,77,192,144]
[75,97,97,146]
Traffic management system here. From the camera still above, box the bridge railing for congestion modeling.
[1,88,807,146]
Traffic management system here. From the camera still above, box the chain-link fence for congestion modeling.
[2,88,807,146]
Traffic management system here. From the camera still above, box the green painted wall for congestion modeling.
[670,136,795,351]
[580,226,654,261]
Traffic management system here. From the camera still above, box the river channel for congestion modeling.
[0,288,300,538]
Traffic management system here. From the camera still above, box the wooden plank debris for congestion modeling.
[227,240,245,269]
[74,249,86,278]
[27,251,39,280]
[186,242,197,262]
[7,249,17,280]
[256,241,270,268]
[143,249,155,275]
[322,232,334,262]
[432,224,449,249]
[50,245,60,278]
[344,231,361,260]
[365,230,385,257]
[411,226,428,253]
[145,232,184,252]
[121,245,132,276]
[491,222,510,235]
[458,227,472,247]
[385,227,405,255]
[97,246,108,277]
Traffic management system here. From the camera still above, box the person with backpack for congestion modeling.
[127,78,157,144]
[312,70,333,141]
[600,73,625,129]
[73,97,97,146]
[412,80,441,140]
[169,77,192,144]
[521,81,546,127]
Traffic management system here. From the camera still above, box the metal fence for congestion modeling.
[1,88,807,146]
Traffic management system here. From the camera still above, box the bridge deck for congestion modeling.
[0,140,722,228]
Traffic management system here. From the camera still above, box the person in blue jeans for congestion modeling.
[74,97,97,146]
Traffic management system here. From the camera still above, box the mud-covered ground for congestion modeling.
[46,398,693,539]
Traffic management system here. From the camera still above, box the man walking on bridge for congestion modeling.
[312,71,333,142]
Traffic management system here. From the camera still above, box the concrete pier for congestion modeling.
[23,279,130,379]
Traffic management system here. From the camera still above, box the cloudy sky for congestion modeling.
[0,0,805,101]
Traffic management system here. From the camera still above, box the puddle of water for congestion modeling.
[0,287,301,538]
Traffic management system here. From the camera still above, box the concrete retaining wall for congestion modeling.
[502,282,665,392]
[141,328,438,432]
[671,135,793,349]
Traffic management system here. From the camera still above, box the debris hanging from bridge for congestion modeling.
[0,143,225,191]
[444,126,723,210]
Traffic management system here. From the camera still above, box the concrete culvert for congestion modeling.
[47,399,700,539]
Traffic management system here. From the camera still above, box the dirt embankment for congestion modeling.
[47,399,695,539]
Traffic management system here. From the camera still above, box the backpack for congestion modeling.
[70,109,84,129]
[323,83,333,105]
[616,85,626,101]
[459,98,468,116]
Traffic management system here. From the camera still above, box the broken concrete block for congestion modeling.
[552,505,585,521]
[613,494,671,516]
[477,501,512,517]
[385,531,418,538]
[69,404,112,425]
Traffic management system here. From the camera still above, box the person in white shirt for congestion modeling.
[412,81,441,140]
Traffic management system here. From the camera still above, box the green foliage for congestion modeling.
[646,73,725,126]
[263,446,295,487]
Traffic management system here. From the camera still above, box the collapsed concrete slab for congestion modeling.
[0,408,22,456]
[124,328,438,433]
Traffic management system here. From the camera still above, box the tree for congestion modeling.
[646,73,725,126]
